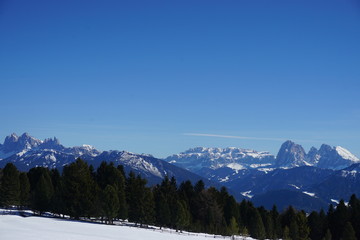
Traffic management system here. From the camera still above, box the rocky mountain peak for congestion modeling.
[316,144,359,170]
[2,132,42,153]
[275,140,307,168]
[306,147,320,165]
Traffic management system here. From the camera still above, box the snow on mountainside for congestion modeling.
[335,146,359,162]
[316,144,360,170]
[165,147,276,172]
[0,133,214,188]
[274,141,359,170]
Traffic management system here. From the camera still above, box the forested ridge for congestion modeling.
[0,158,359,240]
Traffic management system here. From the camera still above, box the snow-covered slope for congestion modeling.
[0,214,251,240]
[0,133,214,188]
[316,144,360,170]
[165,147,276,172]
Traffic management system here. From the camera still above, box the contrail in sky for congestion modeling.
[183,133,322,143]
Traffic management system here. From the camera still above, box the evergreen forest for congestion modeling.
[0,159,359,240]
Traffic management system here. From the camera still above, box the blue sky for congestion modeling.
[1,0,360,158]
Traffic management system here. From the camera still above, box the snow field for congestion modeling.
[0,214,253,240]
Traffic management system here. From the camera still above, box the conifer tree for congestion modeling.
[126,172,150,225]
[194,180,205,193]
[283,226,291,240]
[331,200,349,240]
[175,200,190,231]
[96,161,127,220]
[0,163,20,207]
[50,169,65,217]
[297,210,309,240]
[349,194,360,240]
[19,172,30,208]
[141,188,155,225]
[248,207,266,240]
[322,229,332,240]
[228,216,239,236]
[155,191,171,228]
[341,222,356,240]
[62,158,96,219]
[32,173,54,214]
[102,185,119,224]
[270,205,282,239]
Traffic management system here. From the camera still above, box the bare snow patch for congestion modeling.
[303,191,316,197]
[241,191,254,199]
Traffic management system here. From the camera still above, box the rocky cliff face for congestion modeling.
[275,140,308,168]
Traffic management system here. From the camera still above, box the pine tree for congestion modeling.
[50,169,65,217]
[270,205,282,239]
[228,216,239,236]
[102,185,119,224]
[341,222,356,240]
[297,210,309,240]
[0,163,20,207]
[141,188,155,225]
[62,158,96,219]
[95,161,127,220]
[248,207,266,240]
[19,172,30,208]
[32,173,54,214]
[126,172,150,225]
[322,229,332,240]
[175,200,190,231]
[331,200,349,240]
[154,188,171,228]
[283,226,291,240]
[194,180,205,193]
[348,194,360,240]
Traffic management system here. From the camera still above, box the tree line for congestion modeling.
[0,158,359,240]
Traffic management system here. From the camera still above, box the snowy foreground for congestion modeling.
[0,214,253,240]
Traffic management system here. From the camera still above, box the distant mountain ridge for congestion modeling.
[275,140,360,170]
[0,133,214,187]
[166,140,359,172]
[165,140,360,211]
[1,132,360,211]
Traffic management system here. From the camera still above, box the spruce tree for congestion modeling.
[227,216,239,236]
[349,194,360,240]
[141,188,155,225]
[126,172,150,225]
[50,169,65,217]
[62,158,96,219]
[270,205,282,239]
[155,192,171,228]
[297,210,309,240]
[102,185,119,224]
[95,161,127,220]
[0,163,20,207]
[283,226,291,240]
[248,207,266,240]
[331,200,349,240]
[341,222,356,240]
[32,173,54,214]
[19,172,30,208]
[175,200,190,231]
[322,229,332,240]
[194,180,205,193]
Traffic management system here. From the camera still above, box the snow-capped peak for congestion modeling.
[82,144,96,151]
[335,146,359,162]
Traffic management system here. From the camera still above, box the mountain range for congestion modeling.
[0,133,214,187]
[1,133,359,211]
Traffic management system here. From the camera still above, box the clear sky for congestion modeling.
[1,0,359,158]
